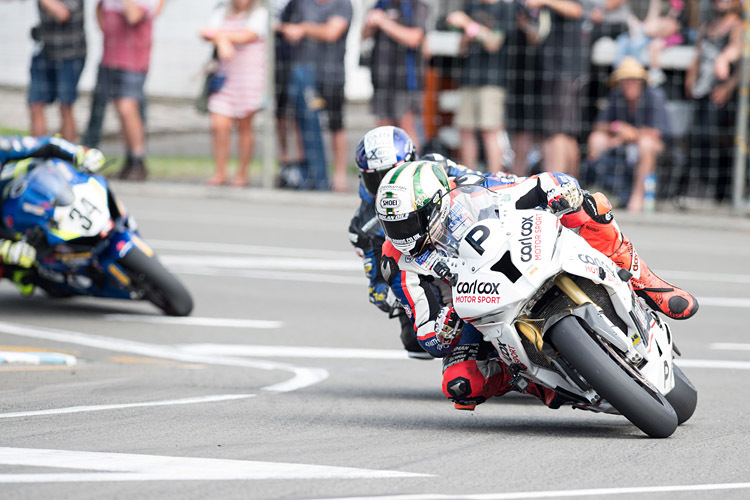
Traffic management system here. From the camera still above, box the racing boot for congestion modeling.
[11,270,35,296]
[608,235,698,320]
[570,192,698,320]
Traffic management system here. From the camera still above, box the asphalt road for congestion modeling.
[0,186,749,500]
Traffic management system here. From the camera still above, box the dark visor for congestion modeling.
[361,169,389,195]
[379,199,438,252]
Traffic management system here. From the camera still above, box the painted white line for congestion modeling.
[301,482,750,500]
[711,343,750,351]
[138,212,343,233]
[0,351,77,366]
[172,266,364,285]
[694,297,750,308]
[676,359,750,370]
[149,239,354,260]
[0,448,429,482]
[664,270,750,284]
[104,315,282,329]
[179,344,412,360]
[0,321,328,393]
[0,394,255,419]
[160,255,361,272]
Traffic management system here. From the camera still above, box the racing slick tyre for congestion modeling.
[548,316,678,438]
[119,247,193,316]
[665,365,697,425]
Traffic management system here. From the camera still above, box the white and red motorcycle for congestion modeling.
[429,185,696,438]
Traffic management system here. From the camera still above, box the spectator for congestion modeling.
[200,0,269,187]
[94,0,161,181]
[614,0,685,86]
[585,0,631,40]
[362,0,428,152]
[280,0,353,192]
[446,0,515,173]
[684,0,742,203]
[584,57,671,211]
[273,0,303,173]
[28,0,87,142]
[82,0,164,150]
[527,0,586,176]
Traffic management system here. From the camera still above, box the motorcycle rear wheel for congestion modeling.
[666,365,697,425]
[548,316,678,438]
[119,248,194,316]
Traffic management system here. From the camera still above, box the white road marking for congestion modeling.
[179,344,412,360]
[104,315,282,329]
[676,359,750,370]
[0,448,429,482]
[172,266,364,285]
[302,482,750,500]
[160,255,361,271]
[711,343,750,351]
[0,321,328,393]
[177,344,747,370]
[149,239,354,260]
[138,212,343,232]
[664,270,750,284]
[694,297,750,308]
[0,394,255,419]
[0,350,77,366]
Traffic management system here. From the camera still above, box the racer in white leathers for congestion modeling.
[348,126,473,357]
[376,161,698,410]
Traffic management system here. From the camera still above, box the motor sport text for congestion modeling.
[518,214,544,263]
[454,280,502,304]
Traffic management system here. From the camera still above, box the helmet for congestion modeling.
[355,126,417,195]
[419,153,458,172]
[375,161,450,257]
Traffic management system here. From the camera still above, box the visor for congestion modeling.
[361,169,389,195]
[378,197,440,256]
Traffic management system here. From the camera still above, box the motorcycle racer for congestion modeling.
[0,135,104,291]
[348,126,479,358]
[376,160,698,410]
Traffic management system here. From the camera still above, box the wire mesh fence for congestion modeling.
[0,0,747,212]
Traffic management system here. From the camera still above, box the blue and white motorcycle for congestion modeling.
[1,159,193,316]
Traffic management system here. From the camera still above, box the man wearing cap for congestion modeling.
[583,56,671,212]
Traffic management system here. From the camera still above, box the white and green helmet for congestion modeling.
[375,161,451,256]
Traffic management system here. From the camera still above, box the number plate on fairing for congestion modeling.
[52,179,110,239]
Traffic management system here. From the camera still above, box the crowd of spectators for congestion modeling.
[18,0,745,208]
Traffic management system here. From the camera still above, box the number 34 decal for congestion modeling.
[68,197,101,231]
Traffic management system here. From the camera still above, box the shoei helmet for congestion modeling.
[355,126,417,195]
[376,161,450,257]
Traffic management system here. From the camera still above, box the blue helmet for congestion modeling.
[355,126,417,195]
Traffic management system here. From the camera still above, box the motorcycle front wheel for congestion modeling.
[119,247,194,316]
[548,316,678,438]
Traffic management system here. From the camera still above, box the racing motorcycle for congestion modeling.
[1,158,193,316]
[428,185,696,438]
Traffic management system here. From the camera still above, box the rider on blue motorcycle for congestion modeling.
[375,160,698,410]
[348,126,480,358]
[0,135,104,289]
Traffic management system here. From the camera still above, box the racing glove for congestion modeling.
[547,182,584,215]
[369,282,397,312]
[435,306,463,347]
[75,146,105,174]
[0,240,36,268]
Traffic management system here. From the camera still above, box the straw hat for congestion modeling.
[609,56,648,86]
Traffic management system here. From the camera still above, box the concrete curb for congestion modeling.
[110,180,750,233]
[0,351,77,366]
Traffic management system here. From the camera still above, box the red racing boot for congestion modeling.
[568,192,699,320]
[608,235,698,320]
